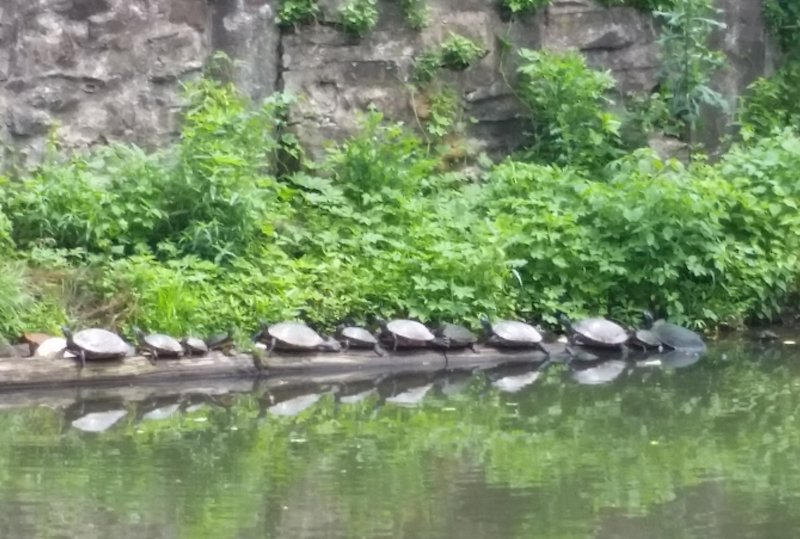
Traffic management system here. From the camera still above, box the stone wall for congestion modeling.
[0,0,772,167]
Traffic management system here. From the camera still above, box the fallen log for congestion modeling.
[0,343,564,392]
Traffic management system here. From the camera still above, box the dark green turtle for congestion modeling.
[205,329,235,355]
[378,319,436,351]
[643,311,706,351]
[336,324,384,355]
[433,323,478,352]
[181,336,209,356]
[628,325,662,351]
[254,321,340,354]
[134,328,183,364]
[61,326,130,369]
[479,316,548,355]
[558,313,628,350]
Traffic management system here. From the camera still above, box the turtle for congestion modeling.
[61,326,130,369]
[21,332,52,356]
[628,325,662,352]
[479,316,549,355]
[35,337,71,358]
[433,323,479,352]
[206,329,235,355]
[377,319,436,351]
[181,336,209,356]
[643,311,706,351]
[557,313,628,350]
[336,324,384,356]
[134,327,183,364]
[254,321,340,354]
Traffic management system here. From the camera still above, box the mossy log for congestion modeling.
[0,343,566,392]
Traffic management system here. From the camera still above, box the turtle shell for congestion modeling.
[206,331,233,350]
[70,328,129,359]
[385,320,435,342]
[490,320,543,344]
[570,318,628,347]
[340,326,378,346]
[181,336,209,354]
[438,323,478,346]
[268,322,325,348]
[35,337,70,358]
[142,333,183,355]
[634,328,661,348]
[650,322,706,351]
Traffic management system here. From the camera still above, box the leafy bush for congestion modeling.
[338,0,379,37]
[516,48,623,169]
[764,0,800,55]
[655,0,727,143]
[277,0,320,27]
[500,0,550,16]
[412,34,486,83]
[4,79,289,263]
[412,50,444,84]
[439,34,486,71]
[0,262,31,337]
[738,61,800,138]
[401,0,429,30]
[481,136,800,326]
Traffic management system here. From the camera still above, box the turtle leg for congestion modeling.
[267,338,276,357]
[343,339,350,352]
[442,349,449,369]
[373,343,386,357]
[148,349,157,366]
[469,343,478,354]
[392,334,398,352]
[537,342,550,357]
[79,350,86,370]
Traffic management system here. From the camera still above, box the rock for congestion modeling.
[7,106,52,136]
[0,0,778,167]
[648,134,690,163]
[55,0,112,21]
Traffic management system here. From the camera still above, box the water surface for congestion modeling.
[0,340,799,538]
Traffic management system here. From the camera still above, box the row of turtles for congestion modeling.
[34,310,705,369]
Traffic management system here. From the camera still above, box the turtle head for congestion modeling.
[642,310,655,328]
[478,315,492,334]
[555,311,572,328]
[61,326,73,342]
[133,326,146,340]
[252,321,269,342]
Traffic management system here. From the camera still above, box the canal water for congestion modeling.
[0,340,798,538]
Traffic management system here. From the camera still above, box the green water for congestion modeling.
[1,342,799,538]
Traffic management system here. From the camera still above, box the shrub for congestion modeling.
[338,0,379,37]
[515,48,623,169]
[439,34,486,71]
[277,0,320,27]
[764,0,800,56]
[401,0,429,30]
[738,61,800,138]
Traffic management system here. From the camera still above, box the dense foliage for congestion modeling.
[515,49,623,169]
[2,36,800,340]
[763,0,800,56]
[655,0,727,143]
[738,61,800,138]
